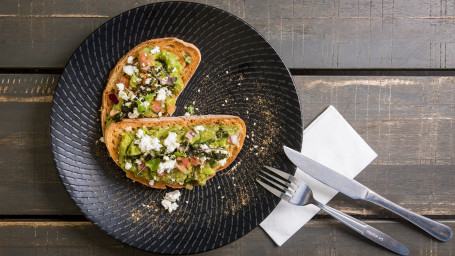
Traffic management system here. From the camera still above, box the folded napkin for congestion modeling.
[260,105,377,246]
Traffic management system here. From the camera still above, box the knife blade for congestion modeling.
[283,145,453,242]
[283,146,369,199]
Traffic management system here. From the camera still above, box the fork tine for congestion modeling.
[261,170,298,191]
[264,165,303,186]
[257,179,291,201]
[264,165,292,180]
[258,174,289,191]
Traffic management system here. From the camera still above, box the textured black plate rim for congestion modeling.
[50,1,303,254]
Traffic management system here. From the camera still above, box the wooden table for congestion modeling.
[1,0,454,255]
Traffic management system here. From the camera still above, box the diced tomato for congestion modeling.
[152,100,162,113]
[183,160,191,168]
[120,76,129,85]
[139,52,155,71]
[139,52,149,71]
[176,163,188,174]
[146,54,155,66]
[190,156,200,166]
[179,157,191,168]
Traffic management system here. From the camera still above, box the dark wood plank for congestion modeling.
[2,0,455,69]
[1,220,454,255]
[1,74,453,216]
[0,74,80,215]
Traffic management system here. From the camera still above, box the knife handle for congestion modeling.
[365,190,453,241]
[316,202,409,255]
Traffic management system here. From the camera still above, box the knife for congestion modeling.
[283,146,453,242]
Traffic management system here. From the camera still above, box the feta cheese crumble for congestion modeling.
[118,90,129,101]
[157,158,176,174]
[156,87,169,101]
[200,144,210,152]
[141,101,150,108]
[136,129,144,138]
[116,83,125,91]
[123,65,135,76]
[161,190,181,213]
[161,199,178,213]
[128,108,140,118]
[164,132,180,153]
[127,56,134,64]
[138,135,162,153]
[193,125,205,133]
[218,159,227,166]
[125,126,133,132]
[125,162,132,170]
[165,190,181,202]
[150,46,160,54]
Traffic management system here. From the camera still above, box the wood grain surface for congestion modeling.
[1,74,453,217]
[2,1,455,254]
[1,220,454,256]
[3,0,455,69]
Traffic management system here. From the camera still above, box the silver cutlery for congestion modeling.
[283,146,453,242]
[257,166,409,255]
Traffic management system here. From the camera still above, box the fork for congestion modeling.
[258,166,409,256]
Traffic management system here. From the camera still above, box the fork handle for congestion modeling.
[316,202,409,255]
[365,190,453,241]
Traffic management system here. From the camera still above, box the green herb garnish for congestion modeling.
[137,100,147,113]
[184,55,192,64]
[144,93,156,101]
[187,105,195,115]
[145,158,160,172]
[174,152,187,158]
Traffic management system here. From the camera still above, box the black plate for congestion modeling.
[50,2,302,254]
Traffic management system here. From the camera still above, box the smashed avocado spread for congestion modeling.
[106,46,185,126]
[118,124,240,188]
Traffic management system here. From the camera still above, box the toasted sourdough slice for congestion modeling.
[104,115,246,189]
[101,38,201,135]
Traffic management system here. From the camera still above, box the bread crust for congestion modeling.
[101,38,201,135]
[104,115,246,189]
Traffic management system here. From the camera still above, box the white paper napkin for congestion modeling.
[260,105,378,246]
